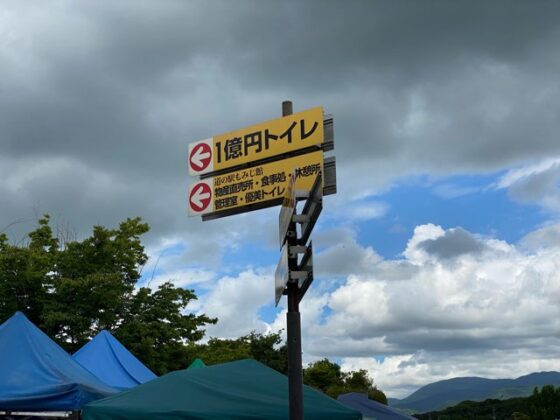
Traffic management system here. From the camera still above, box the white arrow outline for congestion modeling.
[188,179,213,216]
[190,144,211,170]
[191,184,211,209]
[188,138,214,175]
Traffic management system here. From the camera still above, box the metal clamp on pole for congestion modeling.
[288,245,308,258]
[298,172,323,246]
[297,241,313,301]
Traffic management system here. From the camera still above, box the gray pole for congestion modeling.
[282,100,293,117]
[283,100,304,420]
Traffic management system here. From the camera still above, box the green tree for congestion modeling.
[193,337,251,366]
[528,385,560,420]
[42,217,149,351]
[303,359,387,404]
[245,331,288,373]
[344,369,387,404]
[304,358,344,396]
[116,282,217,375]
[0,216,58,326]
[43,272,131,351]
[0,216,216,372]
[191,331,288,374]
[367,388,388,405]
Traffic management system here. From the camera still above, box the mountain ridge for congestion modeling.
[388,371,560,413]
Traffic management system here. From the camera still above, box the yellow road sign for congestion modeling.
[188,151,323,217]
[188,107,324,176]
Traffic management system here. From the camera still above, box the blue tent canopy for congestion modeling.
[0,312,117,411]
[73,330,156,389]
[338,393,415,420]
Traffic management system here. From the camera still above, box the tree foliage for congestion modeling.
[527,385,560,419]
[116,282,216,375]
[303,358,387,404]
[0,216,58,326]
[0,216,216,371]
[190,331,288,374]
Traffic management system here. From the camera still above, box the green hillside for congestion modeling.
[390,372,560,413]
[415,385,560,419]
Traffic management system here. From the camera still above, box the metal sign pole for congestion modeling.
[283,101,304,420]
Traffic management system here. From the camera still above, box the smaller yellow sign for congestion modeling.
[188,151,323,216]
[188,107,324,176]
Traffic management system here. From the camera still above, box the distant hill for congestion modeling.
[416,384,560,420]
[389,371,560,414]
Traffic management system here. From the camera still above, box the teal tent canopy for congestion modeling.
[73,330,157,389]
[0,312,117,411]
[83,359,361,420]
[186,358,206,370]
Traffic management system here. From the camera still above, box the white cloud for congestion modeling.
[141,238,217,290]
[350,202,389,221]
[297,224,560,397]
[198,268,273,339]
[331,200,390,222]
[432,183,480,199]
[402,223,446,263]
[271,292,329,345]
[341,349,560,398]
[142,222,560,399]
[519,223,560,252]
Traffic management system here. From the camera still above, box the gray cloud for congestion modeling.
[507,163,560,212]
[3,3,560,396]
[417,227,487,259]
[1,0,560,264]
[315,228,381,277]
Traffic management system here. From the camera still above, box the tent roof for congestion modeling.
[73,330,156,389]
[83,359,361,420]
[338,393,415,420]
[186,358,206,370]
[0,312,117,411]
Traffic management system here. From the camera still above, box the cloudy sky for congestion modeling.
[2,1,560,398]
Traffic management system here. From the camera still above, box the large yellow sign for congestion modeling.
[188,107,323,176]
[188,151,323,216]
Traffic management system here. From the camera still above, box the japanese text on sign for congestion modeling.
[188,151,323,216]
[188,107,324,175]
